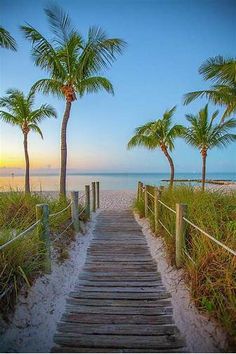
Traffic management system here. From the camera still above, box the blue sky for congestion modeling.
[0,0,235,174]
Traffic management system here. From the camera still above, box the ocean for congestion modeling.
[0,172,235,191]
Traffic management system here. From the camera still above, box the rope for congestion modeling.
[147,205,154,215]
[49,201,72,219]
[52,221,74,242]
[0,220,41,251]
[183,248,196,265]
[78,206,86,216]
[78,193,85,200]
[146,191,154,199]
[158,219,174,238]
[158,199,176,214]
[183,217,236,257]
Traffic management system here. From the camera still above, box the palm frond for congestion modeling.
[28,123,44,139]
[31,79,64,99]
[0,27,17,50]
[77,76,114,96]
[199,56,236,84]
[0,110,19,125]
[44,4,74,44]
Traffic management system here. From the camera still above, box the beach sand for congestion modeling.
[0,189,228,352]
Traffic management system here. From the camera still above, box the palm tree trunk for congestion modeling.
[163,149,175,188]
[202,154,207,191]
[23,132,30,193]
[60,100,72,197]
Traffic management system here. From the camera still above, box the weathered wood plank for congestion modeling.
[65,305,173,315]
[54,334,184,349]
[56,323,177,335]
[65,298,171,307]
[70,291,170,300]
[60,313,174,325]
[77,280,162,287]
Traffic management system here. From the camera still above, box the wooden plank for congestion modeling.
[70,291,170,300]
[60,313,174,325]
[76,286,166,293]
[65,305,173,315]
[65,298,171,307]
[52,346,184,353]
[56,323,177,335]
[77,280,162,287]
[53,334,184,349]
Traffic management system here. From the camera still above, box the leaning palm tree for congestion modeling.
[184,56,236,121]
[21,5,126,197]
[0,26,17,50]
[183,104,236,191]
[127,107,184,187]
[0,89,56,193]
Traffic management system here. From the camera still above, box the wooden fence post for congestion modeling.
[154,187,159,233]
[175,203,188,268]
[144,186,148,217]
[85,185,90,219]
[137,181,142,201]
[36,203,51,274]
[96,181,100,209]
[92,182,96,212]
[70,191,80,233]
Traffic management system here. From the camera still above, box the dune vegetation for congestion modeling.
[134,185,236,339]
[0,191,88,316]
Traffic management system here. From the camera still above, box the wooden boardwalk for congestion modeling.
[53,210,185,352]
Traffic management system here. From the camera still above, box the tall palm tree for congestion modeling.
[127,107,184,187]
[21,5,126,197]
[0,89,56,193]
[184,56,236,121]
[183,104,236,191]
[0,26,17,50]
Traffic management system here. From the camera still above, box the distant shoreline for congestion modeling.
[161,179,236,185]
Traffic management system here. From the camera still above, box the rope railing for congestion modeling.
[137,181,236,269]
[146,190,155,199]
[158,219,173,238]
[158,199,176,214]
[0,220,41,251]
[0,182,100,272]
[183,217,236,257]
[49,201,72,219]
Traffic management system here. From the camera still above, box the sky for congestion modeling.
[0,0,235,175]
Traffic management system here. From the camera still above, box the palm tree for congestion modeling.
[127,107,184,187]
[21,5,126,197]
[184,56,236,121]
[0,26,17,50]
[183,104,236,191]
[0,89,56,193]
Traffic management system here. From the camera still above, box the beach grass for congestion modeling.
[134,185,236,339]
[0,191,86,316]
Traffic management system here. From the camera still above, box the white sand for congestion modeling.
[0,190,229,353]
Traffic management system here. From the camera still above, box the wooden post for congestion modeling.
[85,185,90,219]
[70,191,80,233]
[137,181,142,201]
[154,187,159,233]
[144,186,148,217]
[96,181,100,209]
[175,203,188,268]
[36,203,51,274]
[92,182,96,212]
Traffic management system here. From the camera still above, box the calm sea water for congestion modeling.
[0,172,235,191]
